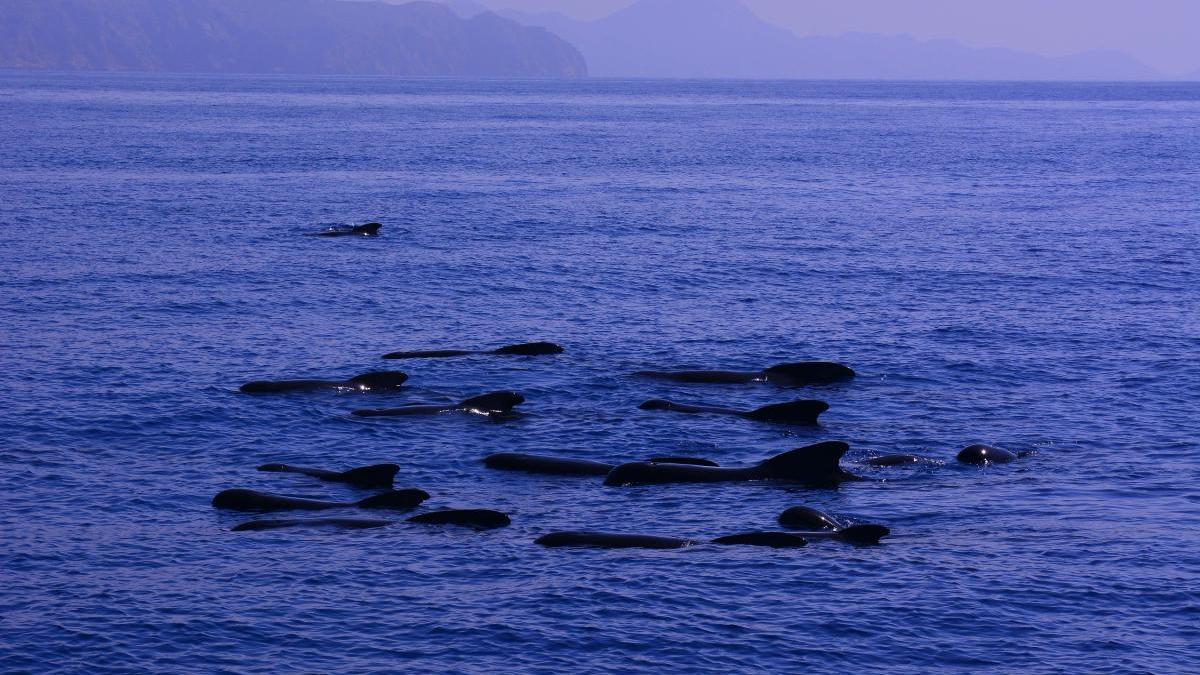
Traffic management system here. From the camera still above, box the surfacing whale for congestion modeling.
[257,463,400,489]
[604,441,860,487]
[383,341,563,360]
[634,361,854,387]
[536,532,697,549]
[212,488,429,513]
[957,443,1025,465]
[233,518,393,531]
[483,454,719,477]
[306,222,382,237]
[407,509,511,530]
[777,506,889,545]
[639,398,828,425]
[240,371,408,394]
[353,391,524,419]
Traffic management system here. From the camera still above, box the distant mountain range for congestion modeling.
[0,0,586,76]
[499,0,1162,80]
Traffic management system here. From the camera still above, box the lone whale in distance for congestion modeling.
[407,509,511,530]
[639,398,828,425]
[383,341,564,360]
[957,443,1025,465]
[536,532,697,549]
[604,441,860,487]
[634,362,855,387]
[483,454,719,477]
[353,391,524,419]
[212,488,429,513]
[306,222,382,237]
[240,371,408,394]
[232,518,393,531]
[257,463,399,489]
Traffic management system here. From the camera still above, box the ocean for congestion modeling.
[1,72,1198,673]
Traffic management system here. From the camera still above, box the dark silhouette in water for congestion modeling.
[635,361,854,386]
[711,532,809,548]
[306,222,382,237]
[536,531,697,549]
[777,506,890,545]
[212,488,429,513]
[382,341,564,359]
[232,518,393,531]
[957,443,1025,465]
[232,509,511,532]
[240,371,408,394]
[638,398,828,425]
[604,441,860,487]
[407,509,511,530]
[256,463,400,489]
[352,391,525,418]
[483,453,719,477]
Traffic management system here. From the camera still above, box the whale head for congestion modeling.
[957,444,1018,465]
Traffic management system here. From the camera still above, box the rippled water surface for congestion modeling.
[2,73,1199,673]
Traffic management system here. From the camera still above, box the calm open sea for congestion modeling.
[1,72,1198,674]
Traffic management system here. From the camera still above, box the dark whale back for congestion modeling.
[603,442,855,486]
[356,489,430,510]
[232,518,392,531]
[407,509,511,529]
[742,399,829,425]
[957,443,1019,465]
[346,371,409,390]
[778,505,844,531]
[535,532,696,549]
[256,462,399,488]
[353,222,382,236]
[484,453,614,476]
[762,362,856,386]
[711,532,809,548]
[459,391,525,412]
[833,524,891,545]
[491,342,564,355]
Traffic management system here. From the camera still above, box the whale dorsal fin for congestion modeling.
[458,391,524,412]
[337,464,400,488]
[742,400,829,424]
[491,342,564,355]
[757,442,850,483]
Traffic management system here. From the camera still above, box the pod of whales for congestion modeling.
[256,462,400,489]
[212,488,429,513]
[306,222,382,237]
[638,398,828,425]
[956,443,1024,465]
[383,341,564,360]
[353,391,524,419]
[635,361,855,387]
[240,371,408,394]
[483,453,720,477]
[604,441,860,487]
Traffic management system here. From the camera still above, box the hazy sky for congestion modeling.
[481,0,1200,75]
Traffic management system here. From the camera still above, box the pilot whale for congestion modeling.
[212,488,429,513]
[383,341,563,359]
[306,222,382,237]
[407,509,511,530]
[604,441,860,487]
[240,371,408,394]
[256,463,400,489]
[483,453,719,477]
[232,518,393,531]
[536,532,697,549]
[353,391,524,419]
[777,506,890,544]
[635,361,854,387]
[639,398,828,425]
[957,443,1027,465]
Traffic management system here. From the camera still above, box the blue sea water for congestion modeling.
[1,72,1198,674]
